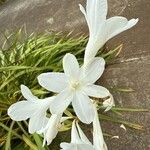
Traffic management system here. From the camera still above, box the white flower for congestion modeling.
[60,120,95,150]
[38,53,110,124]
[7,85,54,134]
[79,0,139,65]
[60,105,108,150]
[103,94,115,112]
[37,114,62,146]
[120,124,127,131]
[37,114,71,146]
[93,104,108,150]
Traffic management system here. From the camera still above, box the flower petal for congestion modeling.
[29,112,48,134]
[21,85,38,101]
[28,97,53,133]
[37,114,62,146]
[77,144,95,150]
[71,120,82,143]
[7,101,37,121]
[84,16,138,65]
[84,84,110,98]
[79,4,91,34]
[83,0,108,65]
[38,72,68,93]
[72,92,94,124]
[76,122,92,145]
[79,4,87,19]
[81,57,105,84]
[45,114,62,145]
[93,104,108,150]
[86,0,108,35]
[50,89,73,114]
[60,143,95,150]
[60,143,73,149]
[63,53,80,80]
[106,16,139,41]
[82,0,108,37]
[103,94,115,112]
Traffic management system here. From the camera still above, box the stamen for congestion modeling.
[70,81,80,90]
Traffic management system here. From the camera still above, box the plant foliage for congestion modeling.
[0,30,146,150]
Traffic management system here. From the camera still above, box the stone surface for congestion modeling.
[0,0,150,150]
[99,56,150,150]
[100,1,150,149]
[0,0,131,35]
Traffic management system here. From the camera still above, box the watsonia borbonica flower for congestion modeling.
[7,85,54,134]
[38,53,110,124]
[7,85,65,145]
[6,0,139,149]
[37,114,62,146]
[60,120,95,150]
[60,103,107,150]
[79,0,139,65]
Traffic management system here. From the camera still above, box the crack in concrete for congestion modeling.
[108,54,150,66]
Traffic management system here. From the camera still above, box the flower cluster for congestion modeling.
[8,0,138,149]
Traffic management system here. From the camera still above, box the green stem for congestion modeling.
[22,135,38,150]
[33,133,47,150]
[5,121,15,150]
[112,107,149,112]
[0,122,22,140]
[16,122,30,139]
[99,114,143,130]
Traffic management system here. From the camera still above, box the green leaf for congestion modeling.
[22,135,38,150]
[33,133,47,150]
[99,114,144,130]
[5,121,15,150]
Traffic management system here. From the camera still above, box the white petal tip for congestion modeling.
[47,140,52,145]
[37,74,42,81]
[78,4,87,17]
[79,4,83,10]
[120,124,127,131]
[63,53,75,66]
[29,129,35,134]
[133,18,139,24]
[20,84,25,88]
[7,107,11,115]
[79,4,82,7]
[29,131,35,134]
[37,74,47,87]
[7,110,14,120]
[64,53,72,58]
[7,105,22,121]
[20,84,28,92]
[135,18,139,22]
[129,18,139,27]
[111,136,119,139]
